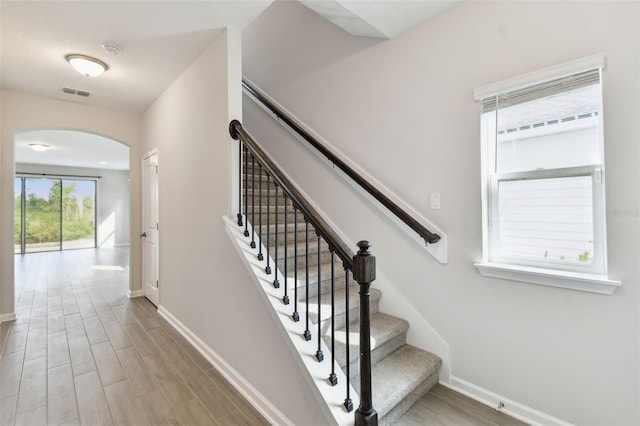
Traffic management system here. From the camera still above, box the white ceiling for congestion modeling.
[1,0,461,172]
[0,0,273,114]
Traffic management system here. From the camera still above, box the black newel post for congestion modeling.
[353,240,378,426]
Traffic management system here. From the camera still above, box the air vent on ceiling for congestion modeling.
[61,87,91,97]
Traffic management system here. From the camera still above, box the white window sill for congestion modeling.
[474,262,621,295]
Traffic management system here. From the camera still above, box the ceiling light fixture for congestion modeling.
[65,54,108,77]
[29,144,50,152]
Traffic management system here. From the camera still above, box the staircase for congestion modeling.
[244,161,441,425]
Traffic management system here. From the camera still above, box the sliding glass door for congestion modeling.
[14,178,22,254]
[15,176,96,254]
[62,180,96,250]
[24,178,61,252]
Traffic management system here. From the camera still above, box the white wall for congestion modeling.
[15,163,130,247]
[242,1,640,425]
[0,90,142,319]
[141,28,327,425]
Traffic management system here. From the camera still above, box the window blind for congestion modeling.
[481,68,601,112]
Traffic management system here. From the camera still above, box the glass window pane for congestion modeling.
[25,178,61,253]
[496,84,601,173]
[62,180,96,250]
[14,178,22,254]
[497,175,594,266]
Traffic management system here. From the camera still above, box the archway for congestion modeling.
[15,129,131,252]
[13,129,131,306]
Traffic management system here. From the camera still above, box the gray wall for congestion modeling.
[242,1,640,424]
[15,163,130,247]
[142,29,327,425]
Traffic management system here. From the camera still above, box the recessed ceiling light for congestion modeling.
[29,144,50,152]
[65,54,108,77]
[99,161,108,165]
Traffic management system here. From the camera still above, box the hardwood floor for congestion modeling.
[396,384,528,426]
[0,248,269,426]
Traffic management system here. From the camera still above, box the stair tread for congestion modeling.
[308,286,381,323]
[284,260,347,283]
[331,312,408,366]
[369,345,441,419]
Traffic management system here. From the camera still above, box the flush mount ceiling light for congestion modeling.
[29,143,50,152]
[65,54,108,77]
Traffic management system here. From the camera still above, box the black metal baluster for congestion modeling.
[273,182,280,288]
[250,155,256,248]
[243,146,249,237]
[237,141,243,227]
[265,174,272,274]
[344,268,353,412]
[329,250,337,385]
[257,164,264,261]
[292,208,299,321]
[282,193,289,303]
[315,234,324,362]
[303,218,312,341]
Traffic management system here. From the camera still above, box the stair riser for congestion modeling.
[276,249,335,269]
[245,213,300,227]
[244,197,289,210]
[308,297,380,333]
[254,227,312,244]
[244,191,295,206]
[283,272,349,300]
[247,210,327,228]
[378,371,439,426]
[243,180,284,191]
[342,332,407,381]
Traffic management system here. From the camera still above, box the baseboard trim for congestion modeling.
[443,376,573,426]
[127,289,143,298]
[0,312,17,323]
[157,305,293,426]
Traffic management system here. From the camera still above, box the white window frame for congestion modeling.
[474,54,621,294]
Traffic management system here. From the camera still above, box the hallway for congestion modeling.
[0,248,268,425]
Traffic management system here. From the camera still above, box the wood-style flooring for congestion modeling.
[396,384,529,426]
[0,248,269,426]
[1,247,528,426]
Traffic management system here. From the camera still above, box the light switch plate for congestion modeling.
[429,193,441,210]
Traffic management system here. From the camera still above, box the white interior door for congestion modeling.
[142,152,159,306]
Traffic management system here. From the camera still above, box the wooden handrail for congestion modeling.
[242,79,441,245]
[230,120,354,269]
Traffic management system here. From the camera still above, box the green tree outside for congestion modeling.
[15,178,95,251]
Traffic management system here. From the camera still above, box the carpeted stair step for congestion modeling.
[243,187,295,205]
[354,345,441,426]
[245,210,300,226]
[256,222,313,244]
[276,240,334,269]
[277,260,348,300]
[328,313,409,378]
[307,286,381,332]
